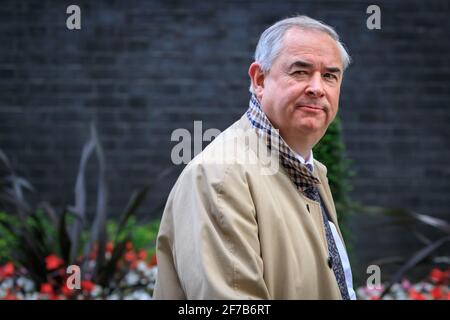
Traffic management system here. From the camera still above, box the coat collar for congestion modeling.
[245,94,320,193]
[242,96,344,242]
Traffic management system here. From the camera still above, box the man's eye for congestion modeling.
[323,73,338,80]
[292,70,308,75]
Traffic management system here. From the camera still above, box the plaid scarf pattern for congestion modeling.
[245,94,321,192]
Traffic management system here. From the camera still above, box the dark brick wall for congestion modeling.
[1,0,449,282]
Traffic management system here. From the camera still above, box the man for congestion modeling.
[154,15,356,299]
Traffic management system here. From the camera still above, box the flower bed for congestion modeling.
[356,267,450,300]
[0,242,158,300]
[2,250,449,300]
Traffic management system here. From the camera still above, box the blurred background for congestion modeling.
[0,0,449,299]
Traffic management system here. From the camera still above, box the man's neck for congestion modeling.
[279,128,316,160]
[301,150,312,163]
[295,147,312,162]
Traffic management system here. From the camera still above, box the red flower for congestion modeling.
[125,251,137,263]
[45,254,64,270]
[40,283,54,295]
[2,262,15,277]
[149,253,157,267]
[138,249,147,261]
[431,286,442,300]
[81,280,95,293]
[409,289,426,300]
[429,268,445,284]
[61,283,73,297]
[4,289,18,300]
[106,241,114,254]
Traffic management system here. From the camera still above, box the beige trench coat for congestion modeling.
[154,115,346,299]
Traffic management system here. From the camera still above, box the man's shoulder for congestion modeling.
[188,115,255,168]
[173,115,262,189]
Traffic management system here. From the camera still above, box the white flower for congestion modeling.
[17,277,35,292]
[125,272,140,286]
[1,278,13,290]
[107,293,120,300]
[26,292,39,300]
[146,266,157,281]
[137,261,147,272]
[396,292,408,300]
[131,290,151,300]
[91,285,102,298]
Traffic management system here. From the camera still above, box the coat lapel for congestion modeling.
[315,161,345,244]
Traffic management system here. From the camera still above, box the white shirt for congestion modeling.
[293,150,357,300]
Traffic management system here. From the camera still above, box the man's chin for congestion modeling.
[294,120,326,134]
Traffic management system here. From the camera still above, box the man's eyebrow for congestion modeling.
[288,61,342,76]
[288,60,314,70]
[324,66,342,75]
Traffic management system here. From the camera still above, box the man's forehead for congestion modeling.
[280,27,342,66]
[282,26,336,44]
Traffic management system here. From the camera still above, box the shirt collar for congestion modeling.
[245,94,320,191]
[293,150,315,172]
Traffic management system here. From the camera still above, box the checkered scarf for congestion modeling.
[245,94,321,192]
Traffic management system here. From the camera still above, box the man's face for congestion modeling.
[255,28,343,145]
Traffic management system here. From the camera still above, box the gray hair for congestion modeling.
[250,15,351,93]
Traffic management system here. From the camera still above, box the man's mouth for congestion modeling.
[296,104,325,112]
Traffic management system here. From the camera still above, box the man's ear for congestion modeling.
[248,62,265,99]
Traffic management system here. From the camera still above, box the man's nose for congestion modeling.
[305,72,324,98]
